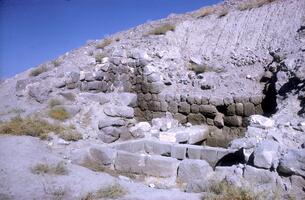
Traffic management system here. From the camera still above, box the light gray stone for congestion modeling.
[178,159,213,183]
[278,149,305,178]
[113,140,145,153]
[144,140,171,156]
[99,127,127,143]
[144,155,179,177]
[104,105,134,118]
[171,144,187,160]
[253,140,280,169]
[129,122,151,138]
[89,147,117,166]
[249,115,275,129]
[98,117,125,129]
[114,151,145,174]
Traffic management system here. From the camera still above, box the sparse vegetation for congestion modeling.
[48,99,62,108]
[96,38,112,49]
[95,52,107,63]
[31,161,68,175]
[52,59,62,67]
[30,65,48,77]
[218,8,229,18]
[58,131,82,141]
[148,24,176,35]
[238,0,276,11]
[0,116,63,139]
[203,180,262,200]
[196,7,216,18]
[82,184,127,200]
[48,107,70,121]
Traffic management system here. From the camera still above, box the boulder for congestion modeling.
[129,122,151,138]
[249,115,275,129]
[178,159,213,183]
[278,149,305,178]
[28,83,52,103]
[224,115,242,127]
[253,140,280,169]
[98,117,126,129]
[200,105,218,118]
[99,127,127,143]
[88,147,117,166]
[103,105,134,118]
[178,102,191,114]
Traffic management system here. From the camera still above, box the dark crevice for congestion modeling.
[261,72,278,117]
[214,148,246,168]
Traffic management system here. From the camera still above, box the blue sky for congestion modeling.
[0,0,221,78]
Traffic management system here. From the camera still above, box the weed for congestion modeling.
[30,65,48,77]
[48,107,70,121]
[48,99,62,108]
[59,131,82,141]
[31,161,68,175]
[204,180,262,200]
[96,38,112,49]
[95,53,107,63]
[0,116,63,139]
[148,24,176,35]
[196,7,216,18]
[238,0,276,11]
[52,59,62,67]
[82,184,127,200]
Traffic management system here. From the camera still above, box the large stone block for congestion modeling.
[103,105,134,118]
[244,165,280,186]
[226,104,236,116]
[253,140,280,169]
[178,102,191,114]
[178,159,213,183]
[224,115,242,127]
[89,147,117,166]
[201,147,234,167]
[114,151,145,174]
[144,140,171,156]
[187,145,204,159]
[112,140,145,153]
[278,149,305,178]
[200,105,218,118]
[171,144,187,160]
[187,113,206,125]
[190,104,200,113]
[243,102,255,117]
[144,155,179,177]
[235,103,244,116]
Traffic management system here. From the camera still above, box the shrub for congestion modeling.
[218,8,229,18]
[48,99,62,108]
[95,53,107,63]
[52,59,62,67]
[0,116,63,139]
[82,184,127,200]
[149,24,176,35]
[196,7,216,18]
[96,38,112,49]
[30,65,48,77]
[59,131,82,141]
[238,0,276,11]
[204,180,262,200]
[48,107,70,121]
[31,161,68,175]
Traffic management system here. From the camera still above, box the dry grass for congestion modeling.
[48,107,70,121]
[95,52,107,63]
[52,59,62,67]
[148,24,176,35]
[203,180,262,200]
[30,65,48,77]
[238,0,276,11]
[31,161,68,175]
[82,184,127,200]
[96,38,112,49]
[58,131,82,141]
[196,7,216,18]
[218,8,229,18]
[0,116,63,140]
[48,99,62,108]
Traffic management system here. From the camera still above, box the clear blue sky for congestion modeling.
[0,0,221,78]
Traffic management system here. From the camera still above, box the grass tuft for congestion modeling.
[95,53,107,64]
[48,99,62,108]
[59,131,82,141]
[52,59,62,67]
[30,65,48,77]
[238,0,276,11]
[148,24,176,35]
[82,184,127,200]
[204,180,262,200]
[218,8,229,18]
[48,107,70,121]
[96,38,112,49]
[196,7,216,18]
[31,161,68,175]
[0,116,63,140]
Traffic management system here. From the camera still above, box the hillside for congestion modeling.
[1,0,305,199]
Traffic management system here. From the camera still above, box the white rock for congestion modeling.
[249,115,275,129]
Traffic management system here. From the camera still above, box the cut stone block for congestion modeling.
[114,151,146,174]
[171,144,187,160]
[144,140,171,156]
[178,159,213,183]
[144,155,179,177]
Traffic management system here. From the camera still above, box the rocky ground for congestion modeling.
[1,0,305,199]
